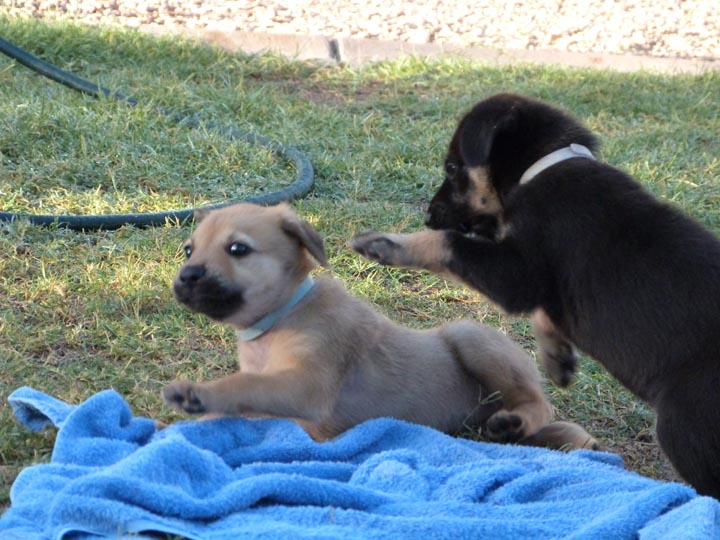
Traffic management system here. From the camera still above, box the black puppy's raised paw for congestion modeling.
[162,380,207,414]
[350,231,403,266]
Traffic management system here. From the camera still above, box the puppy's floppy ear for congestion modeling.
[280,213,329,267]
[458,111,516,167]
[193,208,210,222]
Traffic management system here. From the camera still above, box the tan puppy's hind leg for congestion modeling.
[522,421,603,451]
[441,321,552,443]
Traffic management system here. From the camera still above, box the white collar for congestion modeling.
[519,144,595,185]
[236,276,315,341]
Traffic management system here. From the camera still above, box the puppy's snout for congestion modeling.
[425,205,446,230]
[425,204,439,228]
[178,265,207,285]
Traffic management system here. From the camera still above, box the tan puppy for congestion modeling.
[163,203,598,448]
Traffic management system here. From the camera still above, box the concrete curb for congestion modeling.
[148,26,718,74]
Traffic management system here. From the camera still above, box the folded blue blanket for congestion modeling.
[2,387,719,540]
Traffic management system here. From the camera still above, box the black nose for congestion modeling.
[179,265,206,284]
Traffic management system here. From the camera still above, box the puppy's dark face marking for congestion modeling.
[173,261,245,321]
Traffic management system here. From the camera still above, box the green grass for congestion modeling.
[1,16,718,507]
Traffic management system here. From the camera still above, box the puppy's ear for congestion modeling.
[193,208,210,222]
[281,214,329,267]
[459,112,516,167]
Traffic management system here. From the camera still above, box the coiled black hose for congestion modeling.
[0,37,314,230]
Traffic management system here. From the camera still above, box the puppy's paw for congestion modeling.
[485,410,525,443]
[162,380,207,414]
[349,232,404,267]
[540,343,578,388]
[521,421,603,451]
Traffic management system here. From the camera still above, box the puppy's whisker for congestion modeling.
[479,390,502,406]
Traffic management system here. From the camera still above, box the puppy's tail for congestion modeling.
[520,421,603,451]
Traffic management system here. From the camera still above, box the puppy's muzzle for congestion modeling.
[425,203,452,229]
[173,264,244,320]
[426,204,498,239]
[425,208,470,232]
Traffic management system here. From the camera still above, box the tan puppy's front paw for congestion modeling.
[350,231,405,267]
[162,380,208,414]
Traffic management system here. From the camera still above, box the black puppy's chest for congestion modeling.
[495,175,612,322]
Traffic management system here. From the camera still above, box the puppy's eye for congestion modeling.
[183,245,192,259]
[227,242,251,257]
[445,161,459,178]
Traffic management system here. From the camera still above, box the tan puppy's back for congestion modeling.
[305,277,489,435]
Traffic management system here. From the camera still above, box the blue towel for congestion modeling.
[2,387,719,539]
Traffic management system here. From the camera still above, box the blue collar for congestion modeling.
[236,276,315,342]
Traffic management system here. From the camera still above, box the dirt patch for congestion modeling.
[245,72,395,106]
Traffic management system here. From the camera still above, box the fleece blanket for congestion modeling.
[2,387,719,540]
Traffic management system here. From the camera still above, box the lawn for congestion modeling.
[0,16,718,508]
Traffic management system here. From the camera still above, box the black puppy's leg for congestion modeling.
[351,230,539,314]
[442,233,540,314]
[655,383,720,499]
[531,309,578,387]
[350,230,452,274]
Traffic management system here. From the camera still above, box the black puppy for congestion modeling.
[351,93,720,498]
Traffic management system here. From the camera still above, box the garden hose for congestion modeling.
[0,37,314,230]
